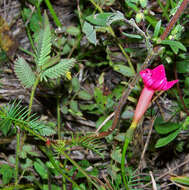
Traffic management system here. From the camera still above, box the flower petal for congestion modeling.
[151,64,166,80]
[140,65,178,91]
[162,80,179,91]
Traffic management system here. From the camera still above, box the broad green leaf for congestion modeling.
[43,184,61,190]
[182,116,189,130]
[62,44,71,55]
[78,90,92,100]
[122,32,142,39]
[20,145,39,158]
[34,160,48,179]
[170,176,189,187]
[126,2,139,12]
[185,77,189,88]
[121,108,134,119]
[153,20,161,38]
[114,133,125,142]
[106,11,125,25]
[73,184,86,190]
[139,0,148,8]
[61,105,68,114]
[170,44,179,54]
[82,21,97,45]
[145,15,164,33]
[72,77,80,92]
[114,64,135,77]
[86,13,113,26]
[0,164,14,185]
[176,60,189,73]
[94,88,107,111]
[155,122,181,135]
[79,104,97,111]
[155,128,180,148]
[111,148,122,163]
[66,26,80,36]
[86,11,124,26]
[161,40,187,52]
[14,57,36,88]
[135,12,144,23]
[70,100,79,113]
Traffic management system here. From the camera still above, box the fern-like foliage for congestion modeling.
[40,58,75,81]
[70,134,105,158]
[14,57,36,88]
[35,12,52,67]
[0,101,56,137]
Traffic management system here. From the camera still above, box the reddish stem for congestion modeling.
[160,0,189,41]
[94,0,189,138]
[174,64,189,116]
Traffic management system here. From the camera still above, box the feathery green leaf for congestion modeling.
[40,58,75,81]
[14,57,36,88]
[0,101,55,137]
[71,134,105,158]
[35,12,52,67]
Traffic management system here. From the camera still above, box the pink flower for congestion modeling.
[133,65,178,122]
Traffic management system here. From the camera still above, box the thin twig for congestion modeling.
[149,171,158,190]
[95,112,114,133]
[138,116,157,170]
[142,157,189,188]
[124,18,152,50]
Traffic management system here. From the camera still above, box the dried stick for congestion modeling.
[138,116,157,170]
[142,157,189,188]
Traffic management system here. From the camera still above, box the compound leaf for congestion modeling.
[40,58,75,81]
[14,57,36,88]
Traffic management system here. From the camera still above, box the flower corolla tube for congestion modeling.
[133,64,178,123]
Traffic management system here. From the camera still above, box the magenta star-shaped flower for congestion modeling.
[133,64,178,123]
[139,64,178,91]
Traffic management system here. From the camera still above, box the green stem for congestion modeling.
[15,128,20,186]
[28,75,40,117]
[157,0,169,21]
[21,9,36,54]
[18,47,36,58]
[57,96,61,140]
[89,0,135,74]
[44,0,62,27]
[40,146,83,190]
[52,144,99,189]
[121,121,138,190]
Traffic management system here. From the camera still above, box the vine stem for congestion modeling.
[159,0,189,41]
[44,0,62,27]
[15,128,20,187]
[28,75,40,117]
[40,146,83,190]
[52,144,99,189]
[57,96,61,140]
[89,0,135,74]
[121,121,137,190]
